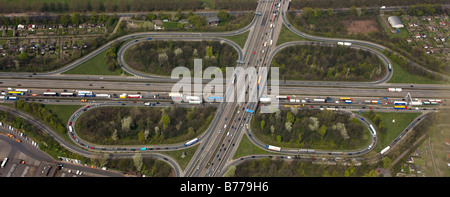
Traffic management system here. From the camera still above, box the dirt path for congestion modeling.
[392,133,428,166]
[112,17,129,34]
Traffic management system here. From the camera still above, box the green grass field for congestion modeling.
[63,50,123,75]
[360,111,421,152]
[43,104,82,127]
[221,30,249,49]
[163,144,199,170]
[387,60,447,84]
[233,134,275,159]
[276,24,308,45]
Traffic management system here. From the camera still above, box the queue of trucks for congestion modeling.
[1,88,444,110]
[259,94,442,109]
[0,88,211,105]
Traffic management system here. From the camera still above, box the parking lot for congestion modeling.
[0,128,122,177]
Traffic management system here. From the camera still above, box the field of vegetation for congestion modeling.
[271,45,386,81]
[0,13,119,73]
[0,105,88,163]
[4,101,174,176]
[289,0,448,9]
[104,156,173,177]
[287,4,449,81]
[251,109,370,150]
[360,110,421,152]
[124,11,254,33]
[233,157,379,177]
[124,40,238,76]
[75,105,216,145]
[0,0,258,13]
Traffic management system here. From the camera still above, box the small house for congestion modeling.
[406,156,414,164]
[388,16,404,28]
[153,20,163,30]
[206,15,220,26]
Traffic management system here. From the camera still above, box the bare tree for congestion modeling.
[132,153,143,172]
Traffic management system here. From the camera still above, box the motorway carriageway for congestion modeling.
[1,80,449,99]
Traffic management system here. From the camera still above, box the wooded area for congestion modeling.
[234,157,379,177]
[1,103,90,163]
[287,4,449,78]
[125,40,238,75]
[104,156,173,177]
[0,0,203,13]
[290,0,448,9]
[251,109,369,150]
[0,0,258,13]
[212,0,257,10]
[75,105,216,145]
[0,0,447,13]
[124,11,253,33]
[271,45,386,81]
[13,100,67,135]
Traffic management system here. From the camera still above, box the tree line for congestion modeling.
[213,0,257,10]
[290,0,448,9]
[383,50,446,81]
[0,0,203,13]
[13,100,66,135]
[251,109,368,150]
[0,105,88,163]
[365,110,387,142]
[125,40,238,76]
[233,157,379,177]
[1,104,173,176]
[272,45,386,81]
[105,156,173,177]
[105,41,123,72]
[0,12,118,27]
[75,105,216,145]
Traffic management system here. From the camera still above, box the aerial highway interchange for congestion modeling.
[0,0,449,179]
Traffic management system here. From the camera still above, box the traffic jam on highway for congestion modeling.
[258,88,443,110]
[0,82,443,153]
[5,87,443,110]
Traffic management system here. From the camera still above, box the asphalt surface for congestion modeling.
[0,1,449,177]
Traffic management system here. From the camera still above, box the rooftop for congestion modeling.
[388,16,404,28]
[206,15,220,23]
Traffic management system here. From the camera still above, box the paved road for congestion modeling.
[281,6,450,82]
[269,41,393,85]
[184,0,282,177]
[0,1,448,177]
[0,105,182,177]
[2,79,450,99]
[117,37,243,79]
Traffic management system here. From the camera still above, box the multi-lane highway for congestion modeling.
[0,0,448,177]
[184,0,279,177]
